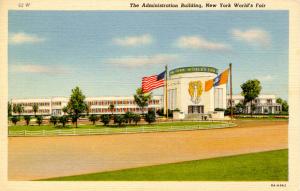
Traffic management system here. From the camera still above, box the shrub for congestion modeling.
[132,114,141,125]
[168,109,173,118]
[24,115,31,126]
[173,108,180,112]
[225,107,236,115]
[124,112,134,124]
[279,111,289,115]
[11,116,20,125]
[59,116,69,127]
[50,116,58,126]
[214,108,225,111]
[100,114,110,126]
[36,115,43,126]
[114,115,125,127]
[145,110,156,124]
[156,108,164,116]
[155,108,173,117]
[89,114,99,125]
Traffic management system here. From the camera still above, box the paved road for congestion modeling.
[8,120,288,180]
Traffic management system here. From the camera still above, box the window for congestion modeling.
[214,88,223,109]
[52,101,61,106]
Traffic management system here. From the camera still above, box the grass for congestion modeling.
[234,117,288,121]
[8,121,225,131]
[42,149,288,181]
[233,115,288,120]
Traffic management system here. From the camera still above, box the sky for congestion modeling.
[8,11,288,100]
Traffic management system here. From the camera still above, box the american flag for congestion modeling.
[142,71,165,93]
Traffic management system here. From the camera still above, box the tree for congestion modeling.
[100,114,110,126]
[108,104,115,115]
[65,86,87,128]
[24,115,31,126]
[124,111,134,124]
[282,100,289,112]
[251,104,257,114]
[235,102,246,114]
[62,106,68,115]
[59,116,68,127]
[89,114,99,125]
[114,115,125,127]
[12,104,17,115]
[276,98,289,113]
[240,79,262,116]
[8,102,12,117]
[132,114,141,125]
[36,115,43,126]
[11,116,20,125]
[13,103,24,116]
[32,103,39,116]
[71,115,77,125]
[85,104,91,116]
[145,110,156,124]
[50,116,58,126]
[134,88,152,115]
[276,98,283,105]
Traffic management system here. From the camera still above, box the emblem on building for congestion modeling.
[188,80,203,104]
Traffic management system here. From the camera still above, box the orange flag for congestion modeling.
[205,79,214,92]
[219,69,229,85]
[205,69,229,91]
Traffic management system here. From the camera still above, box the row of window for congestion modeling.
[89,107,158,113]
[228,99,275,105]
[52,101,62,106]
[87,99,160,106]
[254,99,274,104]
[18,109,50,114]
[254,106,281,113]
[13,102,50,107]
[12,99,161,108]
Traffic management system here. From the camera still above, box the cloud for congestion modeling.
[231,28,271,46]
[9,32,45,45]
[255,75,274,82]
[113,34,153,47]
[175,36,231,51]
[106,54,177,67]
[11,64,69,74]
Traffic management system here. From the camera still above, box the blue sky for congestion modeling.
[8,11,288,100]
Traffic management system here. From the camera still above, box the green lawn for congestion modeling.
[235,117,288,121]
[8,121,226,131]
[234,115,288,120]
[42,149,288,181]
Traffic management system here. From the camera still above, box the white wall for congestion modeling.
[168,72,217,114]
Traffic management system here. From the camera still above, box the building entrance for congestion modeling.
[188,105,204,114]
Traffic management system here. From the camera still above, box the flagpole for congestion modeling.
[165,65,168,120]
[229,63,233,120]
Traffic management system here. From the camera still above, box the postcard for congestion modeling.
[0,0,299,190]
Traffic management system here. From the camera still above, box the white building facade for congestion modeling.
[11,96,163,116]
[167,66,227,117]
[10,66,282,118]
[227,94,282,114]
